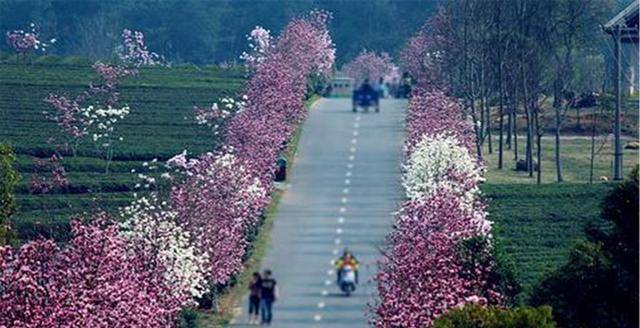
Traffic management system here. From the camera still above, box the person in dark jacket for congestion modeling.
[260,269,278,325]
[248,272,262,325]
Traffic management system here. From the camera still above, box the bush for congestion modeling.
[457,236,521,306]
[530,168,639,328]
[433,304,557,328]
[178,308,199,328]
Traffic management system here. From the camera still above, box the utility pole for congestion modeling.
[613,24,623,180]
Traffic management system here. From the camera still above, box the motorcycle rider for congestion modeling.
[335,249,359,285]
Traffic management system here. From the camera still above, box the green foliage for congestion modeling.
[0,1,439,64]
[0,144,20,244]
[457,236,521,306]
[481,183,612,296]
[0,62,245,243]
[433,304,557,328]
[530,170,639,328]
[178,308,198,328]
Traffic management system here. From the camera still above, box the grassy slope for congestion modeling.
[480,135,638,299]
[0,61,245,242]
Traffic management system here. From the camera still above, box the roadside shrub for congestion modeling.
[433,304,557,328]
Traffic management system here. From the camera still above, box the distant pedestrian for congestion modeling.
[248,272,262,325]
[260,269,278,325]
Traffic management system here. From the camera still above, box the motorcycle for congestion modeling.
[338,264,357,296]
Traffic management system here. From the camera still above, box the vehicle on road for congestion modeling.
[352,79,380,113]
[338,264,357,296]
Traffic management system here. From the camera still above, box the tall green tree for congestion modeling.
[0,144,19,245]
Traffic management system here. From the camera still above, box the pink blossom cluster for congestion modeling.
[119,29,166,67]
[92,61,137,89]
[342,50,393,85]
[227,9,334,183]
[272,9,335,76]
[5,23,55,54]
[44,94,87,140]
[374,35,499,326]
[29,154,68,194]
[404,88,476,154]
[170,150,268,284]
[375,192,495,327]
[88,61,138,107]
[0,216,181,328]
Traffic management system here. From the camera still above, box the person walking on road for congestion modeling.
[248,272,262,325]
[260,269,278,325]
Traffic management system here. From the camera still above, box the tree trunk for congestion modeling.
[486,96,493,154]
[471,99,483,160]
[553,85,564,182]
[554,110,563,182]
[589,110,597,183]
[506,109,512,149]
[513,110,518,161]
[498,68,505,169]
[613,26,623,180]
[535,105,542,184]
[521,66,533,178]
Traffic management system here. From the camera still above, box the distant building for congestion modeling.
[604,0,639,96]
[330,73,355,97]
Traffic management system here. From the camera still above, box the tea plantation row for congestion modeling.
[481,182,613,299]
[0,60,246,242]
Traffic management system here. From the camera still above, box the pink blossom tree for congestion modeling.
[374,192,497,328]
[170,150,268,284]
[0,216,181,328]
[342,50,393,85]
[118,29,167,67]
[5,23,55,61]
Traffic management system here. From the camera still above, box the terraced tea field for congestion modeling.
[481,182,614,298]
[0,60,245,242]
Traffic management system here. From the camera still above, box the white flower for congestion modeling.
[119,195,210,302]
[403,134,481,206]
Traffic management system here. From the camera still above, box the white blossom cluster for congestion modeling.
[120,194,210,301]
[166,150,200,172]
[194,96,246,135]
[79,104,130,146]
[240,26,273,69]
[402,134,482,205]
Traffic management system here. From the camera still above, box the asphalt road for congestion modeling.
[232,98,406,327]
